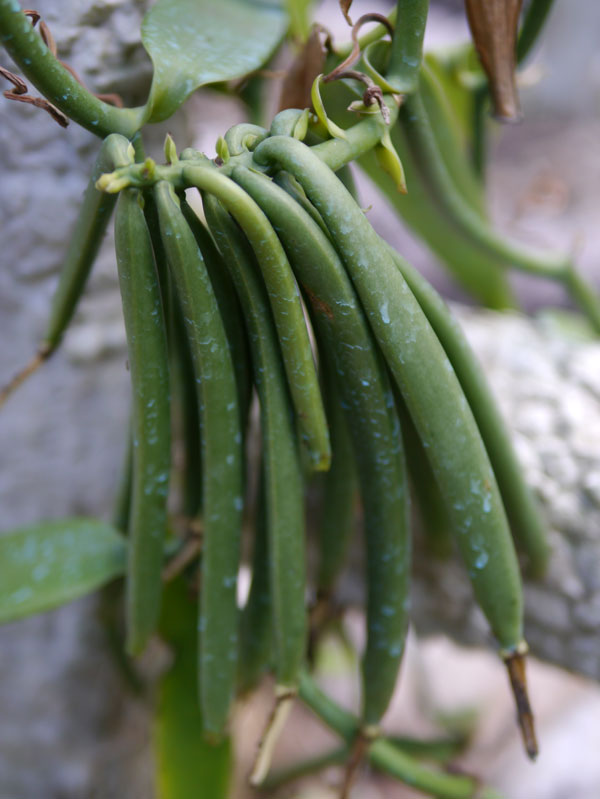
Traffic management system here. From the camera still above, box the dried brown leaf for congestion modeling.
[340,0,353,26]
[278,26,326,111]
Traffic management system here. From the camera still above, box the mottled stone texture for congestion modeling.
[1,1,600,797]
[1,3,160,796]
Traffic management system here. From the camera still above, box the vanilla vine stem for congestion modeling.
[96,102,400,195]
[298,672,501,799]
[0,0,144,137]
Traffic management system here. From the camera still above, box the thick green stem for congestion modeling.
[311,99,399,172]
[261,745,349,790]
[471,83,489,178]
[0,0,144,137]
[298,671,358,740]
[369,739,497,799]
[298,673,499,799]
[386,0,429,93]
[401,89,569,279]
[564,264,600,335]
[517,0,557,64]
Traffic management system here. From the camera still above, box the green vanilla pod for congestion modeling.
[202,194,306,693]
[394,388,454,560]
[114,186,171,655]
[143,189,201,519]
[154,181,244,738]
[232,164,410,727]
[144,188,204,520]
[236,467,273,694]
[180,199,253,425]
[181,163,331,473]
[315,359,358,599]
[44,135,132,352]
[387,244,549,576]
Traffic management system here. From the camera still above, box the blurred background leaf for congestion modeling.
[0,518,126,623]
[141,0,288,122]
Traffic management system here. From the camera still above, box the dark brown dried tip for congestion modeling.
[0,350,48,410]
[464,0,523,121]
[339,0,353,27]
[339,727,375,799]
[324,13,393,86]
[278,25,327,112]
[504,650,538,760]
[1,66,69,127]
[23,9,41,26]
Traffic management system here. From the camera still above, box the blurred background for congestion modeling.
[1,1,600,796]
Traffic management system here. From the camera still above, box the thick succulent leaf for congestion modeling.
[155,578,231,799]
[141,0,288,123]
[0,518,126,623]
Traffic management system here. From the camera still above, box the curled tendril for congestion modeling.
[311,22,335,56]
[324,68,390,125]
[0,66,69,127]
[323,13,394,84]
[320,13,393,125]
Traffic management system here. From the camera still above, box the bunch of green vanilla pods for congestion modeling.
[0,92,553,798]
[4,0,597,794]
[81,101,545,788]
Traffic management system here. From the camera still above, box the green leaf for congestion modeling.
[141,0,288,123]
[155,578,231,799]
[0,518,126,623]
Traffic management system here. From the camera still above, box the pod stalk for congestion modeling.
[0,349,47,409]
[340,725,379,799]
[249,687,297,786]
